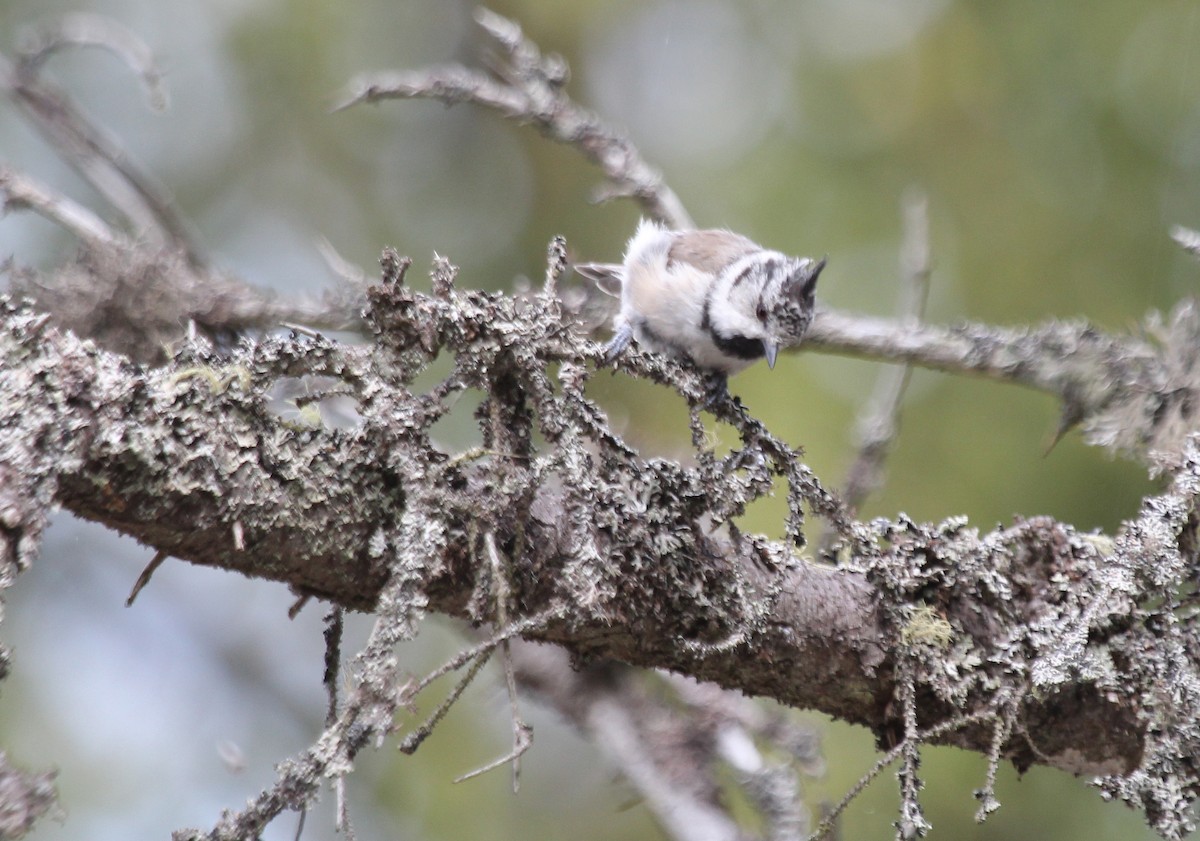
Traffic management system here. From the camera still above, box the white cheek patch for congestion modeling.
[710,280,766,340]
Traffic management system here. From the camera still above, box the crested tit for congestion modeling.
[575,219,825,378]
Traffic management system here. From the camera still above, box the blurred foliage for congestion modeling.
[1,0,1198,838]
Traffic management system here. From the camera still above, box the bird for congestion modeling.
[574,219,824,391]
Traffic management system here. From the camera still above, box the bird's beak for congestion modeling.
[763,340,779,369]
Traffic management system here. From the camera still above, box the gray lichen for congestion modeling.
[5,250,1200,838]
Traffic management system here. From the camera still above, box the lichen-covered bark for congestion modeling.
[9,265,1200,837]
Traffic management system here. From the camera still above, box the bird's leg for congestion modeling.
[701,370,733,410]
[602,322,635,365]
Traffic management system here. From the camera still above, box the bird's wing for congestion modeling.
[574,262,624,297]
[666,229,758,275]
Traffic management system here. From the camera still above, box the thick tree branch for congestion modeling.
[6,266,1200,840]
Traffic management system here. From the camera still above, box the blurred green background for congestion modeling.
[2,0,1198,838]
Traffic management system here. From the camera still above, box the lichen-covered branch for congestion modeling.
[807,304,1200,463]
[6,240,1200,836]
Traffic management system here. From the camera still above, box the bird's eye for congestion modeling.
[755,303,768,322]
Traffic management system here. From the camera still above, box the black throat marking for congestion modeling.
[700,286,765,361]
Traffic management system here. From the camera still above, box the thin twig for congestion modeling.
[17,13,166,108]
[0,166,119,248]
[397,650,492,755]
[1,26,206,267]
[287,594,311,619]
[315,236,367,286]
[323,607,344,728]
[483,531,532,792]
[805,710,995,841]
[839,188,930,516]
[391,520,549,767]
[125,549,168,606]
[335,7,693,231]
[454,722,533,785]
[403,608,562,702]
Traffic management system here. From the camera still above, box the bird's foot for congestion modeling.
[602,323,634,365]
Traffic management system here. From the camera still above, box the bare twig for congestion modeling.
[453,721,533,785]
[396,611,561,761]
[481,530,532,792]
[0,167,119,248]
[125,549,168,607]
[323,607,343,728]
[324,607,350,835]
[398,651,492,756]
[291,808,305,841]
[335,8,694,230]
[316,236,367,286]
[17,13,166,108]
[839,188,931,516]
[805,710,996,841]
[287,594,311,620]
[404,609,563,702]
[2,23,205,266]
